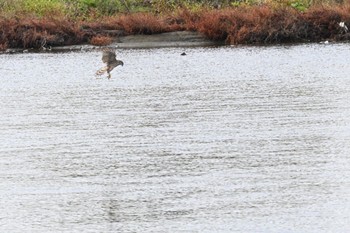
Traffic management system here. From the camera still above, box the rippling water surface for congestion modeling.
[1,44,350,232]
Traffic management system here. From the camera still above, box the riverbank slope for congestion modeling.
[1,3,350,51]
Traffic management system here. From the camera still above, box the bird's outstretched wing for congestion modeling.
[97,48,123,79]
[102,49,117,64]
[96,66,108,76]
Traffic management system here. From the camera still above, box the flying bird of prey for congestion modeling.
[96,49,124,79]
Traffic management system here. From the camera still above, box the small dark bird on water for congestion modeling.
[96,48,124,79]
[181,52,187,56]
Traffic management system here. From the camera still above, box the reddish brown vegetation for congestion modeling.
[90,35,113,46]
[1,5,350,51]
[165,9,202,31]
[0,17,87,50]
[197,5,350,44]
[118,13,168,34]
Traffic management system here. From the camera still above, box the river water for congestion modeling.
[1,43,350,232]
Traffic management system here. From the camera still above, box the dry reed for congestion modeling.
[1,4,350,50]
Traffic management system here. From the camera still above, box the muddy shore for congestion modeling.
[3,31,222,53]
[56,31,223,50]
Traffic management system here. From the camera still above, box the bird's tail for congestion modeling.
[96,66,108,76]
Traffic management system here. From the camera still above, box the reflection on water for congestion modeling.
[1,44,350,232]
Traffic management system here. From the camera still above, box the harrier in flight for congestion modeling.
[96,49,124,79]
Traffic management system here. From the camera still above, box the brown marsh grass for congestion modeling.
[117,13,169,34]
[197,5,350,44]
[0,17,86,49]
[1,4,350,50]
[90,35,113,46]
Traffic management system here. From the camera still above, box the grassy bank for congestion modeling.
[0,0,350,50]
